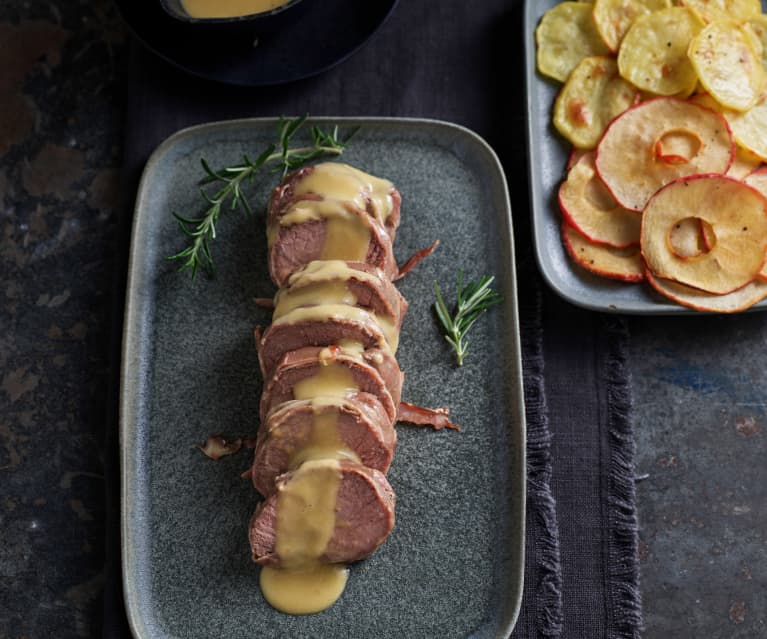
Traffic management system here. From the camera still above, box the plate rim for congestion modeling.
[120,115,526,638]
[523,0,767,316]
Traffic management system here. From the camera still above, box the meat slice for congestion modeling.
[251,394,397,496]
[268,213,398,288]
[276,260,409,332]
[249,459,396,566]
[258,307,395,380]
[259,345,402,422]
[266,162,402,287]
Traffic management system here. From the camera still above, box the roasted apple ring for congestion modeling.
[641,174,767,294]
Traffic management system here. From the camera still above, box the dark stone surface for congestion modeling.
[1,1,766,638]
[630,314,767,638]
[0,1,127,637]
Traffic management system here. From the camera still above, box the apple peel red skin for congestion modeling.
[558,151,641,249]
[645,268,767,313]
[562,221,645,283]
[640,173,767,295]
[558,190,641,249]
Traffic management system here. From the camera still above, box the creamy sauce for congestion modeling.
[319,340,365,363]
[181,0,291,18]
[290,400,361,468]
[374,314,398,354]
[266,221,279,249]
[294,163,394,224]
[259,164,398,615]
[276,204,372,261]
[261,459,347,614]
[286,259,357,286]
[271,162,395,259]
[337,339,365,356]
[260,563,349,615]
[322,215,371,261]
[276,261,400,350]
[274,280,357,320]
[260,360,364,614]
[259,308,396,615]
[292,361,358,400]
[285,260,384,293]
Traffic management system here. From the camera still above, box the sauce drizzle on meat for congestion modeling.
[250,162,448,614]
[260,459,349,614]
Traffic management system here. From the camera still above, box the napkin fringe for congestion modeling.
[521,287,563,638]
[604,317,643,638]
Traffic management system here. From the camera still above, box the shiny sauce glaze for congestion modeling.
[293,163,394,225]
[256,164,401,614]
[267,163,395,262]
[259,378,358,612]
[292,361,359,401]
[259,459,349,614]
[289,400,361,468]
[281,260,387,296]
[274,278,358,320]
[181,0,291,19]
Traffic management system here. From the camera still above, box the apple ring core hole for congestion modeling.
[667,216,716,259]
[654,129,703,165]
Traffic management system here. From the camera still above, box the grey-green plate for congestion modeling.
[120,117,526,639]
[524,0,767,315]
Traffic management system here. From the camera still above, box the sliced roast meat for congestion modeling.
[276,260,409,332]
[258,307,395,380]
[268,213,398,287]
[266,165,316,225]
[249,459,396,566]
[251,394,397,496]
[266,162,402,287]
[259,345,402,422]
[267,163,401,240]
[355,347,403,407]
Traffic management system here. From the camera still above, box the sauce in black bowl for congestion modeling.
[158,0,308,36]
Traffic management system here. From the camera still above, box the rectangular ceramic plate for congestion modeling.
[121,117,526,639]
[524,0,767,315]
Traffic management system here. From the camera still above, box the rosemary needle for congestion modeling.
[433,273,503,366]
[168,115,358,279]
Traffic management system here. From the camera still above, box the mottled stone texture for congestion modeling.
[630,314,767,638]
[0,1,126,637]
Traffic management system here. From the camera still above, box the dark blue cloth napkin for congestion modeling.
[105,1,642,635]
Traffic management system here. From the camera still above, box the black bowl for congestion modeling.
[117,0,399,86]
[158,0,308,38]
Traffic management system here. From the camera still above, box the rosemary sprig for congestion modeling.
[433,273,503,366]
[168,115,358,278]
